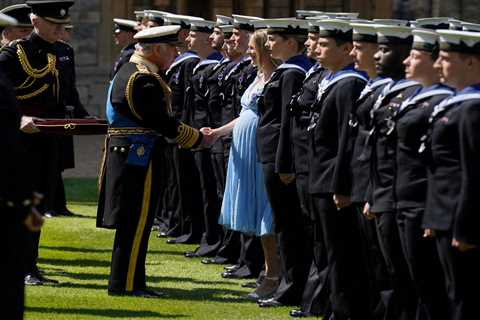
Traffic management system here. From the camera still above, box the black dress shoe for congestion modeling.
[157,232,168,238]
[224,264,240,272]
[241,281,258,289]
[184,251,198,258]
[221,271,246,279]
[290,309,314,318]
[25,274,43,286]
[166,239,177,244]
[257,297,283,308]
[201,258,225,265]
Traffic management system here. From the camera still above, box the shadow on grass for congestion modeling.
[46,281,250,304]
[40,245,200,257]
[38,257,111,268]
[26,306,187,318]
[45,269,239,287]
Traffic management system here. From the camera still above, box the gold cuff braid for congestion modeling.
[176,123,200,149]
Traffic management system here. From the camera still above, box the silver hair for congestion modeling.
[135,42,156,54]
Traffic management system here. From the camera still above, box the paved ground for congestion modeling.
[63,135,105,178]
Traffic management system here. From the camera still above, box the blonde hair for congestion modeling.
[252,29,281,74]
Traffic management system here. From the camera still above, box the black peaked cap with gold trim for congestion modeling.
[26,0,74,24]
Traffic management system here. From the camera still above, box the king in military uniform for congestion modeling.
[96,24,209,297]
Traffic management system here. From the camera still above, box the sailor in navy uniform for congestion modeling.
[0,0,77,286]
[423,29,480,320]
[110,18,137,79]
[182,20,224,259]
[287,19,330,319]
[305,19,370,319]
[394,26,453,320]
[343,21,393,319]
[96,25,208,297]
[163,14,206,244]
[255,18,313,308]
[367,23,421,320]
[0,4,33,46]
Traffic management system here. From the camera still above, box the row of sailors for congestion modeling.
[101,9,480,320]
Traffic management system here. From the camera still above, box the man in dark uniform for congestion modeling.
[0,4,33,46]
[423,28,480,320]
[288,20,330,319]
[96,25,211,297]
[44,22,89,218]
[366,23,421,320]
[0,0,77,286]
[305,19,370,319]
[200,14,245,267]
[1,11,44,320]
[182,19,224,259]
[162,14,205,244]
[110,18,137,79]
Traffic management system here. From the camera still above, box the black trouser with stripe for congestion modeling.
[108,150,165,293]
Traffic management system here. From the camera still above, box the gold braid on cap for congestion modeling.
[16,44,60,101]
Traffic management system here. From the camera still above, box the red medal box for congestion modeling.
[33,118,108,135]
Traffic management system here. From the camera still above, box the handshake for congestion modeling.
[198,127,221,149]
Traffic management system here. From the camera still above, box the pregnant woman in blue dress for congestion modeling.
[201,30,281,299]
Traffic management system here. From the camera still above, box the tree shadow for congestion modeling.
[39,245,192,256]
[26,306,188,318]
[38,257,111,268]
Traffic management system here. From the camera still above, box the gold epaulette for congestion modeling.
[176,123,200,149]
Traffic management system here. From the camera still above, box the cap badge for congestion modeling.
[60,9,66,17]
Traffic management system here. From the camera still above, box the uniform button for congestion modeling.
[113,147,118,152]
[120,147,126,153]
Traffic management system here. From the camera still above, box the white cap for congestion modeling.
[461,22,480,32]
[448,19,463,30]
[437,29,480,54]
[412,28,439,52]
[323,12,359,19]
[163,14,204,29]
[373,19,409,26]
[190,20,216,33]
[216,15,233,26]
[113,18,137,33]
[0,12,17,27]
[263,18,309,35]
[232,14,262,31]
[375,24,413,44]
[134,25,180,44]
[144,10,169,24]
[414,17,451,30]
[296,10,324,19]
[351,22,377,42]
[316,19,353,40]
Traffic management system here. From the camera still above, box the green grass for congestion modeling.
[24,178,292,319]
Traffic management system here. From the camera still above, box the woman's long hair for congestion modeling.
[252,29,281,76]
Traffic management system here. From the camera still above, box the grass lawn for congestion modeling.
[24,178,294,319]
